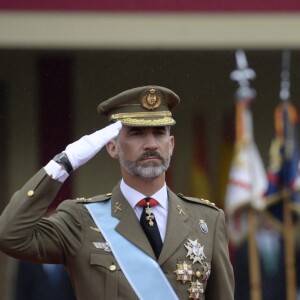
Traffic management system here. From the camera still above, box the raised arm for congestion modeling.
[0,121,122,262]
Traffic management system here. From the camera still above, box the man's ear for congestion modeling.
[169,135,175,156]
[106,140,119,159]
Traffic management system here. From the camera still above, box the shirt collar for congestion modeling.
[120,179,168,210]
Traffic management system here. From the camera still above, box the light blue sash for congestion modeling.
[85,201,178,300]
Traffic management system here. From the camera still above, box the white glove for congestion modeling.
[64,121,122,170]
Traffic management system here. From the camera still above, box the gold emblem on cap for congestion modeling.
[141,88,161,110]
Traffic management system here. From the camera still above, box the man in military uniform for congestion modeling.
[0,86,234,299]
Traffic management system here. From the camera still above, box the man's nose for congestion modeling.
[144,134,158,149]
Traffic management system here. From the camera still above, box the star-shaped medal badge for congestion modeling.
[174,261,194,284]
[184,238,207,264]
[188,280,204,299]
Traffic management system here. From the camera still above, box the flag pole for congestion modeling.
[231,50,262,300]
[247,208,262,300]
[279,50,296,300]
[283,189,296,300]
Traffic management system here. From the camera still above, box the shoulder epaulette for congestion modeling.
[177,193,219,210]
[75,193,112,203]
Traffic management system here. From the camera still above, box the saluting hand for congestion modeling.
[64,121,122,170]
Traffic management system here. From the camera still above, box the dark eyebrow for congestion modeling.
[127,127,144,133]
[127,126,167,132]
[155,127,167,131]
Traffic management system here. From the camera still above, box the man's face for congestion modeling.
[115,126,174,179]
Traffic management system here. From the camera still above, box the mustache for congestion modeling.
[138,150,164,162]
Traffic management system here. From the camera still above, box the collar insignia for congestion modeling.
[176,205,186,215]
[114,202,122,213]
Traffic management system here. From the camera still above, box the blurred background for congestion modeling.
[1,1,300,299]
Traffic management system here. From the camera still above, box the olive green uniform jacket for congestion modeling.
[0,169,234,300]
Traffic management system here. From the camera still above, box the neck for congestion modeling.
[121,171,166,196]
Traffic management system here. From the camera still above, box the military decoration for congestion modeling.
[93,242,112,252]
[198,262,211,282]
[174,261,194,284]
[184,238,207,264]
[199,219,208,233]
[188,280,204,299]
[174,238,210,298]
[145,203,155,226]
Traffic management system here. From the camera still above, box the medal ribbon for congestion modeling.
[85,201,178,300]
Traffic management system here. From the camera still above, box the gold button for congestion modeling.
[27,190,34,197]
[109,264,116,271]
[196,271,201,277]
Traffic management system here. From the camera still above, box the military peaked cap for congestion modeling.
[97,85,180,127]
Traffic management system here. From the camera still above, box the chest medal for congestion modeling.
[184,238,206,264]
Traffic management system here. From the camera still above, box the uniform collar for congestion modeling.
[120,179,168,210]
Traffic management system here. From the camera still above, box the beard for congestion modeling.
[116,143,171,179]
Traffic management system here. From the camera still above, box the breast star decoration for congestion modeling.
[174,261,194,284]
[188,280,204,299]
[184,238,206,264]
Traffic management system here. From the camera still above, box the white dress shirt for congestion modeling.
[120,179,168,242]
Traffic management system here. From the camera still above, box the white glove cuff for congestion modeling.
[44,160,69,183]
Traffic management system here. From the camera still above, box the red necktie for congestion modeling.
[136,197,162,259]
[136,198,159,208]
